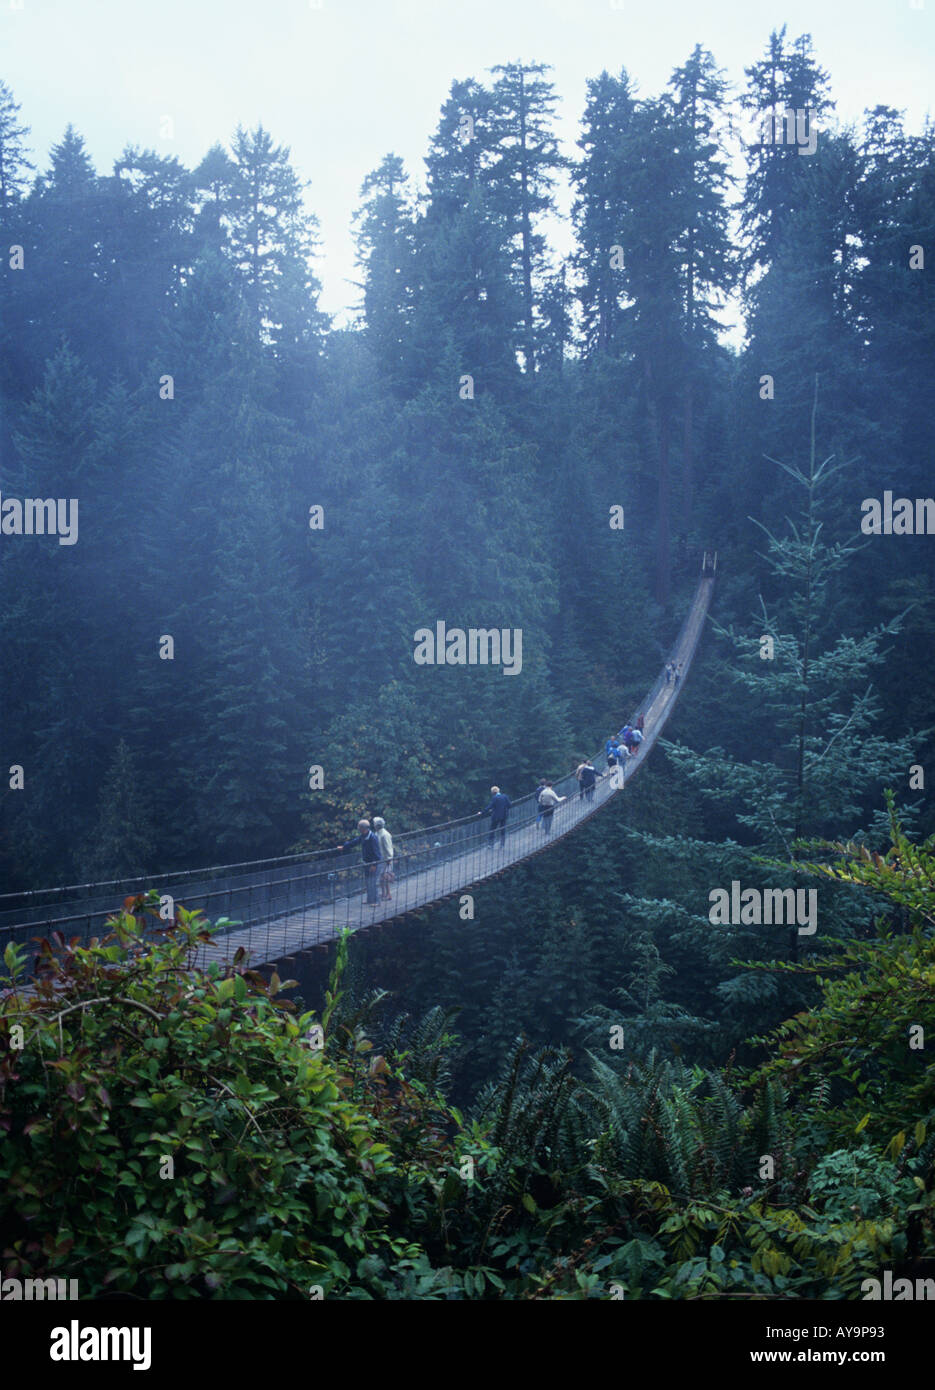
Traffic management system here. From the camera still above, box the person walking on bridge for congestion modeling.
[337,819,382,905]
[373,816,395,900]
[537,781,565,834]
[576,760,597,801]
[478,786,511,848]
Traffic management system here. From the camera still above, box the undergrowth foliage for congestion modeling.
[0,899,413,1298]
[2,804,934,1299]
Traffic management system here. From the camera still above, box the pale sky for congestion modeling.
[1,0,932,330]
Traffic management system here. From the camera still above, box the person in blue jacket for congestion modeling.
[605,738,620,772]
[478,785,511,847]
[336,818,382,904]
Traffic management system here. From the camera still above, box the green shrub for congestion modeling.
[0,898,421,1298]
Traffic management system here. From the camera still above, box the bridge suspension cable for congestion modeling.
[0,565,715,972]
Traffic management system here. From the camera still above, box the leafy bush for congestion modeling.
[807,1145,915,1221]
[4,795,935,1301]
[0,898,421,1298]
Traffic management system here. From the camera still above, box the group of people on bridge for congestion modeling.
[476,773,571,846]
[604,712,645,776]
[474,708,648,848]
[336,817,395,905]
[337,706,652,903]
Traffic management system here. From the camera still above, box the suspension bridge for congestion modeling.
[0,558,716,975]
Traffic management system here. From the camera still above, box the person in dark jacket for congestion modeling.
[636,713,645,734]
[337,818,382,904]
[576,760,597,801]
[478,785,511,847]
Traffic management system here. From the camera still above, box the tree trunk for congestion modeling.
[656,407,671,606]
[681,378,694,537]
[518,71,536,372]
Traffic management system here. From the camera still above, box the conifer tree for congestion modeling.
[485,62,565,371]
[424,79,493,206]
[740,27,835,277]
[0,82,34,397]
[571,68,637,357]
[665,45,735,531]
[106,147,196,368]
[25,126,106,369]
[606,95,685,605]
[352,153,417,393]
[0,79,33,214]
[83,739,157,880]
[191,141,238,256]
[630,386,921,1047]
[223,124,324,350]
[0,345,102,880]
[417,81,520,394]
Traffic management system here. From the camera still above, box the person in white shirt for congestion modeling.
[537,782,565,834]
[373,816,395,900]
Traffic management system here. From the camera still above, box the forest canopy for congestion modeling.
[1,29,932,893]
[0,24,933,1306]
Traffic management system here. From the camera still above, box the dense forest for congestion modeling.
[1,25,935,1304]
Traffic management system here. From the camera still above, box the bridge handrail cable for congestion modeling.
[0,572,714,949]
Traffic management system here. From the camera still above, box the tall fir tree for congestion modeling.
[739,27,835,278]
[486,62,565,371]
[571,68,638,357]
[351,153,417,394]
[416,79,520,395]
[623,385,921,1054]
[0,80,33,214]
[223,124,324,351]
[83,740,157,881]
[665,45,735,535]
